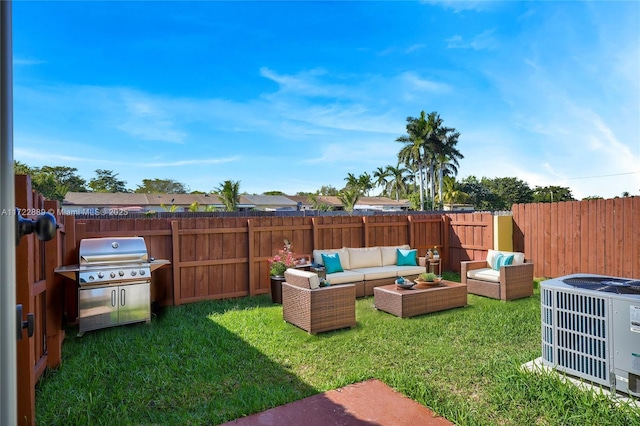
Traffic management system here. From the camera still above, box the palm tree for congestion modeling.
[338,187,361,213]
[438,176,468,209]
[215,180,241,212]
[397,111,438,210]
[344,173,359,189]
[373,166,390,197]
[357,172,374,196]
[433,125,463,209]
[385,163,410,201]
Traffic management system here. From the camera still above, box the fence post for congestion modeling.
[44,199,64,369]
[171,220,181,305]
[247,218,255,296]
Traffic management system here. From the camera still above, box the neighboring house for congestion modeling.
[442,204,475,212]
[242,194,299,211]
[62,192,256,213]
[61,192,411,213]
[284,195,315,211]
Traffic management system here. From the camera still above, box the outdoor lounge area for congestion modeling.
[34,273,640,425]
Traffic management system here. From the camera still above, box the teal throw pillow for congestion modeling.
[493,253,514,270]
[321,253,344,274]
[396,249,418,266]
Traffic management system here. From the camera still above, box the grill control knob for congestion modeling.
[88,275,94,281]
[119,270,125,277]
[131,270,137,276]
[110,272,116,278]
[139,269,146,276]
[98,272,104,279]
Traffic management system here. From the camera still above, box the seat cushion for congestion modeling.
[347,247,382,269]
[466,267,500,283]
[350,267,397,280]
[324,270,365,285]
[394,265,425,276]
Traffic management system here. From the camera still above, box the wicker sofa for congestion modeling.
[282,269,356,334]
[460,249,534,300]
[311,245,426,297]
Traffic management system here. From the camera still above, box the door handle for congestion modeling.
[111,290,116,307]
[121,289,125,306]
[16,304,34,340]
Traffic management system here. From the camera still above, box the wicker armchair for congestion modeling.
[282,269,356,334]
[461,250,534,301]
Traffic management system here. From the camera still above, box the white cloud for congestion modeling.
[446,29,497,50]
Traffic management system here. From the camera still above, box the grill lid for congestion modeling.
[79,237,148,265]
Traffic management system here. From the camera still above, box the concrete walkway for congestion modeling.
[220,379,454,425]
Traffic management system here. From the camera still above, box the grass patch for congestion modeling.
[36,275,640,425]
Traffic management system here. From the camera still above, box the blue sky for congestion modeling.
[12,1,640,199]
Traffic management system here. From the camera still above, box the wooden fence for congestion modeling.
[513,197,640,279]
[62,213,451,309]
[14,175,66,426]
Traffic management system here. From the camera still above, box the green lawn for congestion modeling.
[36,276,640,425]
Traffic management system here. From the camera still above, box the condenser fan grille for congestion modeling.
[562,277,640,295]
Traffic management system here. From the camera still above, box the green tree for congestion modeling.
[337,187,361,213]
[357,172,374,196]
[373,166,390,197]
[89,169,128,193]
[263,191,285,195]
[317,185,338,196]
[397,111,431,210]
[135,178,188,194]
[432,122,463,209]
[13,161,87,201]
[481,177,534,210]
[386,163,410,201]
[438,176,468,208]
[458,176,498,211]
[308,194,333,211]
[532,185,575,203]
[214,180,241,212]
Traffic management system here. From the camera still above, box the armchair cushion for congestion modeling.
[284,269,320,289]
[492,253,514,270]
[466,267,500,283]
[487,250,525,269]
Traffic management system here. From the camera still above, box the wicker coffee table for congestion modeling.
[373,280,467,318]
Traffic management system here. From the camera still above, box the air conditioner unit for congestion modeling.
[541,273,640,397]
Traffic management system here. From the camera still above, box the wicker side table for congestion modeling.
[373,281,467,318]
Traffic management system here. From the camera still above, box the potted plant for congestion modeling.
[415,272,442,287]
[268,241,296,304]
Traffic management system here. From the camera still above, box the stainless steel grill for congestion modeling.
[55,237,169,336]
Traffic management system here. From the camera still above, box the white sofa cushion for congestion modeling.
[313,248,350,270]
[466,267,500,283]
[380,245,411,266]
[394,265,425,277]
[350,267,397,280]
[324,270,364,285]
[486,249,525,269]
[347,247,382,269]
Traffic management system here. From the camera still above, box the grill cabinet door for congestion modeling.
[79,286,118,333]
[118,282,151,325]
